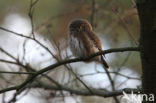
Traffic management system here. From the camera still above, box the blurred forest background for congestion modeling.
[0,0,141,103]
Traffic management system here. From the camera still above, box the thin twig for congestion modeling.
[0,48,17,61]
[90,0,95,29]
[35,8,79,31]
[0,71,35,75]
[65,65,94,94]
[102,66,119,103]
[111,5,139,46]
[28,0,39,38]
[31,83,141,97]
[0,26,56,59]
[79,71,140,80]
[0,59,19,65]
[0,47,140,94]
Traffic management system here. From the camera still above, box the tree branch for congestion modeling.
[0,47,140,94]
[0,71,35,75]
[0,79,141,98]
[32,84,140,97]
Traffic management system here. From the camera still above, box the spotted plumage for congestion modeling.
[68,19,109,68]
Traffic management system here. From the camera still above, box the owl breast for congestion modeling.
[69,35,87,58]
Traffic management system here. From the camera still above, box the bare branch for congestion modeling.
[0,48,17,61]
[0,71,35,75]
[65,66,94,94]
[111,5,139,46]
[0,80,140,98]
[35,8,79,31]
[0,27,32,39]
[0,26,57,60]
[0,59,19,65]
[0,46,140,94]
[90,0,95,28]
[32,83,140,97]
[102,65,120,103]
[80,71,140,80]
[28,0,39,38]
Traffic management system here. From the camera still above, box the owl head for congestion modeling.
[69,19,92,33]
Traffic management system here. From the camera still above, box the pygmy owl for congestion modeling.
[68,19,109,68]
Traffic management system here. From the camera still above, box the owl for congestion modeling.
[68,19,109,68]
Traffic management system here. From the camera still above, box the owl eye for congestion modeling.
[79,26,82,30]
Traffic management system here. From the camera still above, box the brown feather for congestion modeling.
[86,31,102,50]
[69,19,109,68]
[86,31,109,68]
[72,31,92,57]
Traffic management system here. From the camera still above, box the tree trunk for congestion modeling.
[137,0,156,102]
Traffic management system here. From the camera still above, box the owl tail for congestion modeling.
[101,55,109,69]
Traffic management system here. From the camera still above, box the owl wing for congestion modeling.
[86,31,109,68]
[78,32,93,55]
[86,31,102,50]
